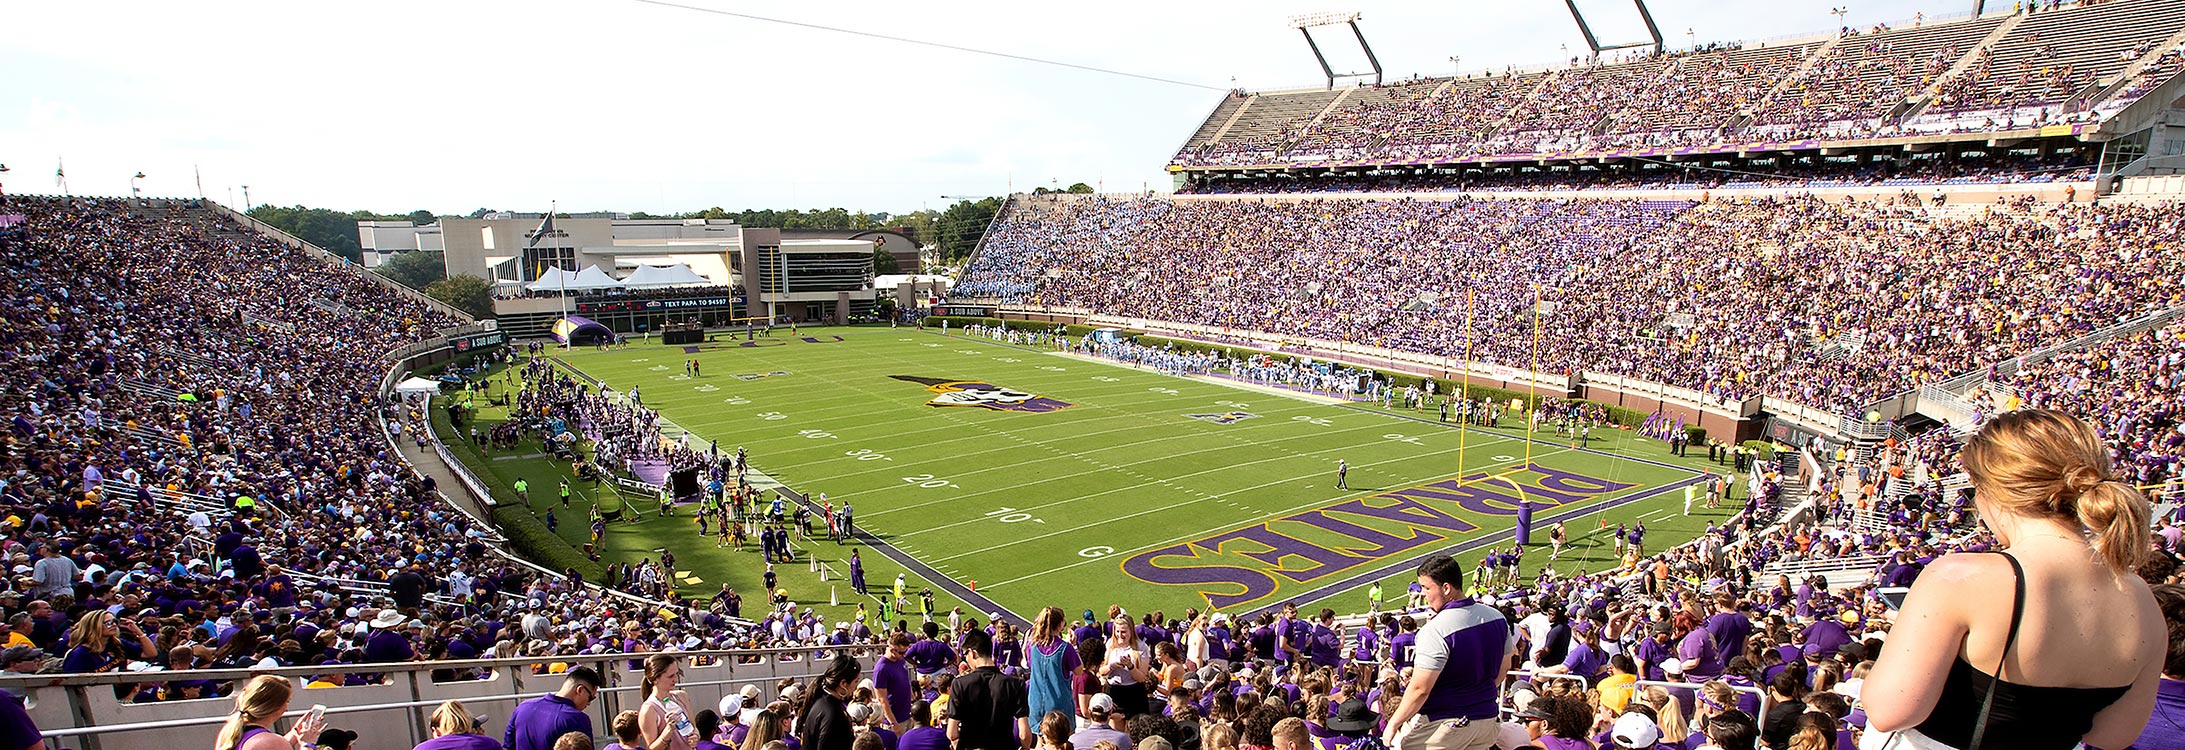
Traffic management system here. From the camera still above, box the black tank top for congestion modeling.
[1912,552,2131,750]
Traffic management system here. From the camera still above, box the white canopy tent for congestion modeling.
[394,377,442,395]
[525,265,625,292]
[620,263,714,288]
[569,264,623,290]
[523,268,580,292]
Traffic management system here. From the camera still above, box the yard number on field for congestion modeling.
[757,411,788,421]
[722,396,751,405]
[1092,376,1120,382]
[901,473,959,489]
[1293,416,1333,427]
[845,449,893,462]
[1079,546,1114,558]
[994,357,1022,363]
[797,429,835,439]
[984,507,1047,524]
[1383,433,1424,445]
[1148,387,1181,395]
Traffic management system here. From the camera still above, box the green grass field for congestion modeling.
[439,325,1746,625]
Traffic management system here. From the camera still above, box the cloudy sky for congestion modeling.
[2,0,1943,216]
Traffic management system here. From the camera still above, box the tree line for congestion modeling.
[242,185,1090,320]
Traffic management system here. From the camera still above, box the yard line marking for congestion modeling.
[968,438,1677,585]
[928,439,1586,564]
[860,416,1530,519]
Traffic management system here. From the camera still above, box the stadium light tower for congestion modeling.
[130,171,145,199]
[1562,0,1665,57]
[1289,11,1383,90]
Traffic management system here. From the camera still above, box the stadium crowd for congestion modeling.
[955,193,2185,416]
[1170,2,2180,168]
[0,196,2175,750]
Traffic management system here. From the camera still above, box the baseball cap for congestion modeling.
[1089,693,1117,716]
[1611,712,1662,748]
[1514,703,1554,721]
[720,694,744,716]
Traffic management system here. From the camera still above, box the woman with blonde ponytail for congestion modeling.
[214,674,323,750]
[1864,409,2164,750]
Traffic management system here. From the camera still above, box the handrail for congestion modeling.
[0,645,871,689]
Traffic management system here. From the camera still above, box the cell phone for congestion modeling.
[307,704,327,725]
[1875,587,1910,611]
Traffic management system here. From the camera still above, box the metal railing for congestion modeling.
[0,646,874,750]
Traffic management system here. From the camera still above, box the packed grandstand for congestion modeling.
[3,2,2185,750]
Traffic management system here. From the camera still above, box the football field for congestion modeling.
[474,325,1739,624]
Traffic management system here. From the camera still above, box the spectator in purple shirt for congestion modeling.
[873,634,915,732]
[905,623,957,677]
[1675,612,1725,682]
[1308,610,1343,669]
[1798,616,1850,662]
[416,700,502,750]
[505,667,600,750]
[2134,584,2185,750]
[1703,592,1754,662]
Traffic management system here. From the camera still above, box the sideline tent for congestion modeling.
[394,377,442,395]
[549,315,617,345]
[524,265,625,292]
[569,264,623,290]
[524,268,580,292]
[621,263,713,288]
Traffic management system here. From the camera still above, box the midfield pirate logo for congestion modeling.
[1187,411,1258,425]
[889,375,1074,413]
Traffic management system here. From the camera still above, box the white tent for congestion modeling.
[621,263,714,288]
[568,264,625,290]
[394,377,442,395]
[524,265,624,292]
[524,267,581,292]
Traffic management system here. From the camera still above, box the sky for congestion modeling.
[0,0,1949,216]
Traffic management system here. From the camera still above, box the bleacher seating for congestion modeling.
[1936,0,2185,117]
[1170,0,2185,168]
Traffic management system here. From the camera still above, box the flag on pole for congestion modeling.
[527,202,558,248]
[54,159,64,187]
